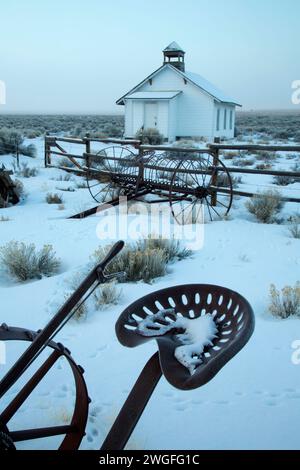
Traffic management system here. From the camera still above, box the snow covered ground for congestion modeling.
[0,136,300,450]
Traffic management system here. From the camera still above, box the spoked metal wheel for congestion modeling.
[0,326,89,450]
[86,146,140,203]
[142,151,181,190]
[169,153,233,224]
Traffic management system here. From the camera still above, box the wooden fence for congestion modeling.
[44,135,300,204]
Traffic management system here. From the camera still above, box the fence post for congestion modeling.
[44,132,51,167]
[84,133,91,168]
[210,147,219,207]
[16,139,20,168]
[137,143,144,192]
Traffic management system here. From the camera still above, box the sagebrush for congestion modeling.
[135,127,164,145]
[12,162,38,178]
[245,190,284,223]
[269,283,300,318]
[92,238,191,283]
[94,282,122,309]
[46,193,64,204]
[0,241,60,281]
[288,214,300,239]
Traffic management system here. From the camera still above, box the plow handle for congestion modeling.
[99,240,125,272]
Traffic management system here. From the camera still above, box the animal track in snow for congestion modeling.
[191,399,204,405]
[285,392,300,399]
[213,400,230,405]
[88,345,108,359]
[174,404,188,412]
[264,400,278,407]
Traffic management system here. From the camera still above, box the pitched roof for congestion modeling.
[126,91,181,100]
[116,64,241,106]
[183,70,240,105]
[163,41,184,52]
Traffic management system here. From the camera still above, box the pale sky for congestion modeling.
[0,0,299,113]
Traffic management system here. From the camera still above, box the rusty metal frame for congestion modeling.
[0,241,255,450]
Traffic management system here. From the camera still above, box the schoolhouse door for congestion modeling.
[144,102,158,129]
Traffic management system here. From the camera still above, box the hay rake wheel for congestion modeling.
[169,152,233,224]
[0,326,89,450]
[86,146,140,203]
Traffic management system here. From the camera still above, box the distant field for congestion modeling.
[236,110,300,142]
[0,110,300,142]
[0,114,124,138]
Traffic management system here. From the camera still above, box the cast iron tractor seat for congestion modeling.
[116,284,255,390]
[101,283,254,449]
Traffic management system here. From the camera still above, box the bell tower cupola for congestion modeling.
[163,42,185,72]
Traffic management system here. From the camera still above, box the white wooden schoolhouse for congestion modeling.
[116,42,241,142]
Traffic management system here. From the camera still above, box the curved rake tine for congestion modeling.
[101,352,162,450]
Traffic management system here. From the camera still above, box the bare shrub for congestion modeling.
[0,241,60,281]
[273,172,294,186]
[55,186,75,192]
[14,179,25,198]
[76,180,88,189]
[245,190,284,223]
[269,283,300,318]
[12,162,38,178]
[92,238,191,283]
[94,282,122,309]
[140,237,191,262]
[46,193,64,204]
[232,157,255,167]
[92,244,167,283]
[135,128,164,145]
[254,151,277,161]
[217,174,242,188]
[52,173,74,182]
[94,246,166,282]
[255,163,272,170]
[222,151,239,159]
[19,143,36,158]
[288,215,300,239]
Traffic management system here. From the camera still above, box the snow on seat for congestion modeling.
[116,284,255,390]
